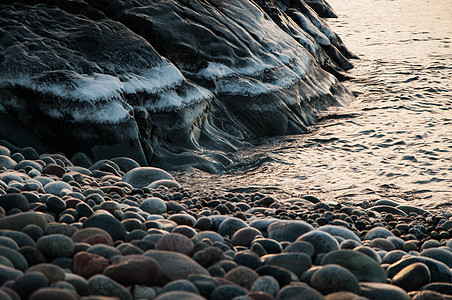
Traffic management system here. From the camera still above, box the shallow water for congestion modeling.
[175,0,452,211]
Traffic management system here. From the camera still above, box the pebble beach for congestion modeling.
[1,141,452,300]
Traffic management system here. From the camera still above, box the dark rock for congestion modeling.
[210,285,247,300]
[256,265,293,287]
[139,197,167,214]
[188,274,221,299]
[29,287,77,300]
[11,272,49,300]
[421,248,452,268]
[268,221,314,242]
[193,246,224,268]
[251,275,280,297]
[26,263,65,283]
[0,246,28,271]
[0,194,29,213]
[252,238,283,254]
[234,250,263,269]
[72,251,109,279]
[317,225,360,242]
[276,282,325,300]
[0,265,23,286]
[420,283,452,296]
[65,273,90,296]
[123,168,175,188]
[145,250,209,281]
[296,230,340,255]
[262,253,312,277]
[311,264,360,295]
[224,265,260,290]
[283,241,316,257]
[19,246,47,266]
[154,291,206,300]
[88,275,132,300]
[103,255,161,286]
[359,282,410,300]
[82,210,127,241]
[321,250,387,283]
[155,233,194,255]
[71,227,113,245]
[218,217,248,238]
[387,256,452,283]
[36,234,74,259]
[392,262,431,292]
[87,244,121,259]
[231,227,263,247]
[161,279,199,294]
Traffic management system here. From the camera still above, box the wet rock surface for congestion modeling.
[0,0,353,173]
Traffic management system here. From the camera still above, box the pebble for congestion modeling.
[146,250,209,281]
[267,221,314,242]
[283,241,315,257]
[29,287,77,300]
[386,256,452,283]
[71,227,114,245]
[224,266,259,290]
[72,251,109,279]
[0,212,48,231]
[0,245,28,271]
[161,279,199,294]
[317,225,361,242]
[276,282,325,300]
[210,285,247,300]
[251,275,280,297]
[218,217,248,238]
[359,282,410,300]
[155,291,206,300]
[0,264,23,285]
[262,253,312,277]
[310,264,360,295]
[188,274,220,299]
[231,227,262,247]
[391,262,431,292]
[44,181,73,196]
[140,197,167,214]
[420,282,452,295]
[296,230,340,255]
[0,194,29,213]
[148,179,181,189]
[420,248,452,267]
[36,234,74,259]
[364,227,394,240]
[88,274,133,300]
[193,246,224,268]
[11,272,49,300]
[103,254,161,286]
[122,167,175,188]
[321,250,387,283]
[233,250,262,269]
[82,210,127,241]
[324,291,367,300]
[155,233,194,255]
[26,263,65,283]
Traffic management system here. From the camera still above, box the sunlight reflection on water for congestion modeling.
[175,0,452,211]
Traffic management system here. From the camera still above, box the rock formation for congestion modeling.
[0,0,355,172]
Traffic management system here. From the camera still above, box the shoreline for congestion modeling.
[1,143,452,299]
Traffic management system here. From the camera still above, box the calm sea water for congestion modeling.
[175,0,452,211]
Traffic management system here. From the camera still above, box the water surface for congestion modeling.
[175,0,452,211]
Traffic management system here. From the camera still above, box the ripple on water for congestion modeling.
[175,0,452,212]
